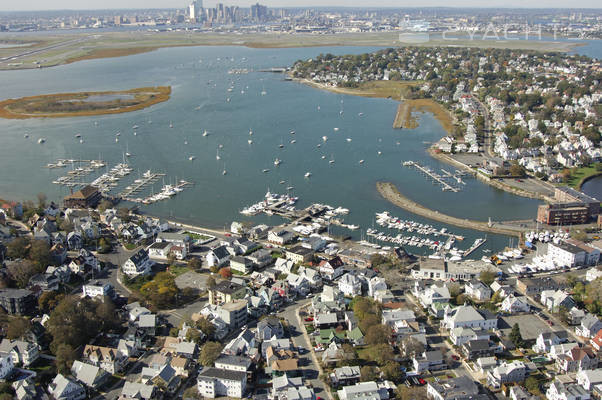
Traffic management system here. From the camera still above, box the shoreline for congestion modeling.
[375,181,526,238]
[0,86,171,119]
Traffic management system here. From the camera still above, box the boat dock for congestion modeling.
[403,161,460,192]
[463,238,487,257]
[118,171,166,198]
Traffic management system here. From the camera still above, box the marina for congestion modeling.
[402,160,465,192]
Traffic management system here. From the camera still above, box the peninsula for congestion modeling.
[0,86,171,119]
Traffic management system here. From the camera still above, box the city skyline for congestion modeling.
[1,0,602,12]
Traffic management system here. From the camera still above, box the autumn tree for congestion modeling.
[365,324,391,345]
[38,291,65,314]
[206,276,217,290]
[196,316,216,339]
[6,237,30,260]
[400,336,424,359]
[139,271,180,309]
[6,259,37,288]
[55,344,77,374]
[188,257,202,271]
[479,269,496,285]
[381,361,403,382]
[218,267,232,279]
[365,343,395,366]
[396,385,428,400]
[199,341,223,367]
[6,317,31,339]
[360,365,378,382]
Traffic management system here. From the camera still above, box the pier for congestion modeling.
[463,238,487,257]
[376,181,527,238]
[118,171,165,198]
[403,161,460,192]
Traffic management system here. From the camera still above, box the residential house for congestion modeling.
[230,256,253,275]
[208,281,246,305]
[576,314,602,338]
[338,273,362,297]
[413,349,446,373]
[546,380,591,400]
[256,317,284,341]
[414,282,451,308]
[465,280,492,301]
[48,374,86,400]
[462,339,495,360]
[224,329,257,357]
[577,369,602,390]
[82,281,114,299]
[0,288,36,315]
[268,229,295,245]
[122,249,153,277]
[0,352,13,379]
[556,346,598,373]
[147,241,172,259]
[82,345,128,374]
[516,277,566,296]
[71,360,109,389]
[217,300,248,329]
[591,330,602,351]
[28,273,59,291]
[500,295,531,313]
[337,381,390,400]
[246,249,272,269]
[450,327,490,347]
[330,366,361,386]
[541,290,576,313]
[476,357,497,374]
[284,246,314,264]
[441,304,497,330]
[368,276,387,297]
[214,354,253,375]
[533,331,570,354]
[66,231,83,250]
[487,361,528,388]
[206,245,232,267]
[319,256,345,281]
[197,368,247,398]
[427,376,480,400]
[0,339,39,367]
[119,382,157,400]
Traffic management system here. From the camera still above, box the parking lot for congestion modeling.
[498,314,553,341]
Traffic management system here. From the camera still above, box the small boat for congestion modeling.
[279,180,286,184]
[290,130,295,134]
[304,172,312,178]
[184,140,188,145]
[24,133,29,138]
[358,112,364,116]
[189,156,196,161]
[287,186,294,190]
[377,151,382,155]
[223,170,227,175]
[346,138,352,142]
[203,130,209,137]
[218,144,223,149]
[262,169,270,173]
[359,160,364,164]
[133,132,137,136]
[169,121,173,128]
[75,133,81,138]
[115,138,119,142]
[248,139,253,144]
[322,136,328,142]
[133,125,139,130]
[249,129,253,135]
[274,158,281,166]
[321,155,326,160]
[79,139,84,144]
[279,144,284,149]
[290,139,296,144]
[216,149,221,160]
[226,98,231,102]
[329,158,335,164]
[333,127,339,131]
[38,138,46,144]
[116,132,121,136]
[317,144,321,148]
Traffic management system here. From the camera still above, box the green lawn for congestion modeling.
[168,265,191,277]
[565,165,602,188]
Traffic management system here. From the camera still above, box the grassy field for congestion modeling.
[0,86,171,119]
[0,31,582,71]
[565,165,602,189]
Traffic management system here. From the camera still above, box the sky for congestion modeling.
[1,0,600,11]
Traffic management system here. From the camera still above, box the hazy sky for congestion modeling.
[1,0,600,11]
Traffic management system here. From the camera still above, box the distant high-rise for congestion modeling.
[251,3,268,22]
[189,1,200,21]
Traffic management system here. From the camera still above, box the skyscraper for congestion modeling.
[189,1,198,21]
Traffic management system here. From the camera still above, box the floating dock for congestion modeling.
[403,161,460,192]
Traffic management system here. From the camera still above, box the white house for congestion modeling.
[487,361,527,389]
[576,314,602,338]
[441,305,497,331]
[465,280,492,301]
[197,367,247,398]
[546,380,590,400]
[533,331,569,354]
[48,374,86,400]
[577,369,602,390]
[586,268,602,282]
[338,273,362,297]
[147,241,173,259]
[122,249,153,277]
[268,229,295,245]
[500,295,530,313]
[206,245,231,268]
[82,281,114,299]
[450,327,490,346]
[0,339,39,367]
[414,282,451,307]
[337,381,390,400]
[540,290,576,312]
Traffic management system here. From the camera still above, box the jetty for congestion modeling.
[463,238,487,257]
[376,181,527,237]
[118,171,165,198]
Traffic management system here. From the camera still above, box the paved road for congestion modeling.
[277,300,331,400]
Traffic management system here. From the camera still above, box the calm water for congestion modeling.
[0,41,599,255]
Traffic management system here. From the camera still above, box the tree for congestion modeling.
[509,162,526,177]
[365,324,391,345]
[359,314,381,334]
[97,238,111,254]
[448,283,461,299]
[55,344,77,374]
[186,328,203,344]
[206,276,217,290]
[188,257,202,271]
[509,323,524,348]
[196,316,216,339]
[6,259,37,288]
[400,336,424,359]
[182,386,199,400]
[36,193,47,208]
[479,269,496,286]
[199,341,223,367]
[29,239,51,270]
[6,317,31,339]
[396,385,428,400]
[117,207,131,222]
[139,272,180,309]
[167,253,177,267]
[524,376,541,395]
[360,365,378,382]
[365,343,395,366]
[218,267,232,279]
[95,297,121,332]
[38,291,65,314]
[6,237,30,260]
[381,361,402,381]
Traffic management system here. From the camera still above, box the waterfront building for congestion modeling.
[537,187,600,225]
[63,185,102,209]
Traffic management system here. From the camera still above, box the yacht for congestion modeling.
[290,139,296,144]
[189,156,196,161]
[346,138,352,142]
[248,139,253,145]
[333,127,339,131]
[38,138,47,144]
[249,129,253,135]
[274,158,281,166]
[216,149,221,161]
[322,136,328,142]
[359,160,364,164]
[304,172,312,178]
[203,130,209,137]
[75,133,81,138]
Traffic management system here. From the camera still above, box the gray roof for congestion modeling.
[215,354,252,369]
[120,381,155,399]
[428,375,479,399]
[198,367,247,382]
[71,360,105,387]
[137,314,156,328]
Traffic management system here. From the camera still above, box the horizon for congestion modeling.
[2,2,602,12]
